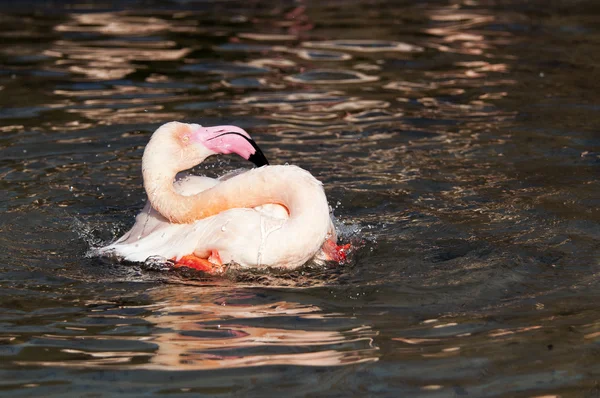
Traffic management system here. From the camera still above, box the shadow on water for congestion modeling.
[1,0,600,396]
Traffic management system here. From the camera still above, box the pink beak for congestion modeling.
[192,125,269,167]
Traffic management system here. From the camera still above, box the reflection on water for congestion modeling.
[11,286,377,371]
[146,287,378,370]
[1,0,600,396]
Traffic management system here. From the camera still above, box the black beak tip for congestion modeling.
[249,149,269,167]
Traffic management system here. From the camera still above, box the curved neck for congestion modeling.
[145,162,327,225]
[144,162,332,266]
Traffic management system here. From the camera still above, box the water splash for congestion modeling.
[72,216,118,254]
[142,255,174,272]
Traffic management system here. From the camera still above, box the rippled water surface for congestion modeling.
[2,0,600,396]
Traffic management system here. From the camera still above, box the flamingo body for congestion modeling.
[98,122,343,271]
[100,166,337,269]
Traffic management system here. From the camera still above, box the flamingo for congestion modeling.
[98,121,349,273]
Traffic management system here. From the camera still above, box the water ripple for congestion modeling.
[1,1,599,396]
[294,49,352,61]
[6,287,379,370]
[303,40,424,53]
[180,62,270,75]
[286,69,378,84]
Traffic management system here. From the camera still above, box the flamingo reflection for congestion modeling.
[144,286,379,370]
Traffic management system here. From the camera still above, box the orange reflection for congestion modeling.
[144,286,379,370]
[16,286,379,370]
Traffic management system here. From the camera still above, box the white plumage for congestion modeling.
[100,165,337,269]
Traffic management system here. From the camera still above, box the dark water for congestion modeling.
[1,0,600,396]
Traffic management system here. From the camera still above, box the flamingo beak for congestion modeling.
[203,129,270,167]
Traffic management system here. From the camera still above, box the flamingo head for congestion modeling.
[146,121,269,173]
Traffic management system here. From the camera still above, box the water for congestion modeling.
[1,0,600,396]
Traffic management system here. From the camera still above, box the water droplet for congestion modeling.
[221,225,227,232]
[69,186,73,192]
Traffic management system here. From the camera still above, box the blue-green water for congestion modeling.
[1,0,600,396]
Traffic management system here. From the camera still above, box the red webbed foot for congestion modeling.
[172,250,223,274]
[322,239,353,263]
